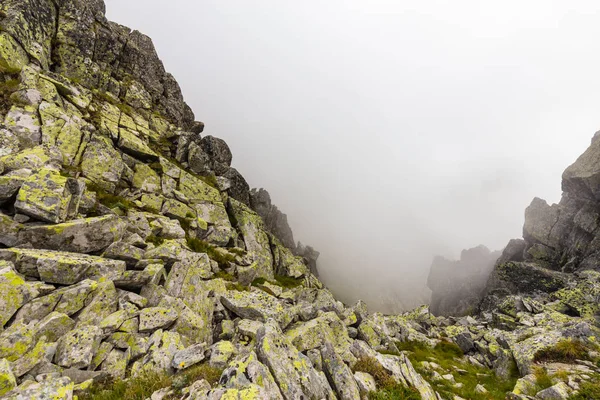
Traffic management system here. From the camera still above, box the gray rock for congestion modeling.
[354,371,376,395]
[219,351,283,400]
[0,248,126,284]
[220,290,295,329]
[320,342,361,400]
[17,215,126,253]
[139,307,178,332]
[200,135,232,167]
[536,382,571,400]
[54,325,103,369]
[256,320,332,399]
[14,168,82,223]
[171,342,207,370]
[3,377,74,400]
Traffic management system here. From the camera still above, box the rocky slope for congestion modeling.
[1,1,600,399]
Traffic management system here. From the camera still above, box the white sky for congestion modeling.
[106,0,600,310]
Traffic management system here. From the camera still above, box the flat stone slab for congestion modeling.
[17,215,126,253]
[0,248,125,284]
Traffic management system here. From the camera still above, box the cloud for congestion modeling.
[106,0,600,312]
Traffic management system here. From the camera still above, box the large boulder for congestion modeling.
[17,215,126,253]
[14,168,82,223]
[0,248,126,284]
[228,198,274,280]
[220,290,295,329]
[200,135,232,167]
[256,320,333,399]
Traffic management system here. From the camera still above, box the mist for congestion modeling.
[106,0,600,312]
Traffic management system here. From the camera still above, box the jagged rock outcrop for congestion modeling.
[427,245,500,316]
[483,132,600,306]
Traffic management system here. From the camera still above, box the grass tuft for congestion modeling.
[534,339,593,363]
[79,363,222,400]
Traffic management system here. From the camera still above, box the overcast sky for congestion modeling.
[106,0,600,311]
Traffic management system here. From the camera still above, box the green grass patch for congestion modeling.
[352,357,422,400]
[534,339,594,364]
[186,237,236,267]
[397,340,519,400]
[533,366,554,392]
[353,357,397,388]
[273,274,303,289]
[79,363,222,400]
[368,384,421,400]
[145,235,165,246]
[214,270,235,281]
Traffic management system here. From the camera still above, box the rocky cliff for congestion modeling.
[427,246,501,317]
[1,1,600,399]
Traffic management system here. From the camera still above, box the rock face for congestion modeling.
[3,1,600,399]
[482,132,600,306]
[427,245,500,316]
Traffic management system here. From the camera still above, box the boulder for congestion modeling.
[0,358,16,396]
[3,377,74,400]
[228,198,274,280]
[171,342,207,370]
[0,248,125,284]
[139,307,178,332]
[320,342,361,400]
[220,290,295,329]
[17,215,126,253]
[0,32,29,73]
[0,261,38,328]
[55,325,103,368]
[14,168,81,223]
[256,320,332,399]
[80,135,125,192]
[218,351,283,400]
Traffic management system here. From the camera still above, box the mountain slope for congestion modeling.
[1,1,600,399]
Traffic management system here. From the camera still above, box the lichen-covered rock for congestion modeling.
[209,340,236,369]
[14,279,96,324]
[255,320,332,399]
[80,135,125,192]
[285,312,353,361]
[228,198,274,280]
[4,376,74,400]
[0,248,125,284]
[171,342,207,370]
[17,215,126,253]
[0,358,16,396]
[535,382,571,400]
[218,351,283,400]
[4,105,42,147]
[0,145,61,174]
[54,325,103,369]
[34,312,75,343]
[220,290,294,329]
[103,241,145,266]
[320,342,360,400]
[0,262,37,328]
[139,307,178,332]
[354,371,376,396]
[0,32,29,73]
[76,280,119,327]
[14,168,79,223]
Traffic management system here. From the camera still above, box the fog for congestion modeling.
[106,0,600,312]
